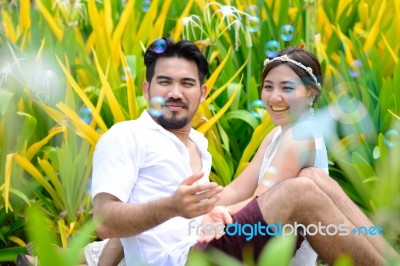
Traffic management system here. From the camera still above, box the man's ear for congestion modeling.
[200,84,208,102]
[143,81,150,100]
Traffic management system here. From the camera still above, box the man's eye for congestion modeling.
[159,81,170,85]
[183,83,194,87]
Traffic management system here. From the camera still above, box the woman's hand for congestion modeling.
[197,206,233,244]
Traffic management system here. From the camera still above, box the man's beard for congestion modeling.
[156,113,189,129]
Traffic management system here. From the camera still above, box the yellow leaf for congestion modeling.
[88,0,110,63]
[111,0,136,65]
[26,126,64,161]
[56,56,108,132]
[56,102,100,146]
[36,0,63,41]
[4,154,13,212]
[363,1,386,51]
[333,26,353,65]
[1,10,17,43]
[57,220,68,248]
[239,114,274,166]
[171,0,194,40]
[19,0,31,33]
[103,0,113,36]
[35,38,46,62]
[198,77,243,134]
[205,46,233,96]
[381,33,398,64]
[235,162,250,177]
[205,59,247,106]
[120,49,140,119]
[34,100,65,122]
[38,159,64,202]
[85,33,96,54]
[13,153,64,209]
[8,236,26,247]
[151,0,172,40]
[92,49,126,123]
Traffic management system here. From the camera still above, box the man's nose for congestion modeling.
[168,83,184,98]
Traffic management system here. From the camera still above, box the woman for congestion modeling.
[199,46,328,265]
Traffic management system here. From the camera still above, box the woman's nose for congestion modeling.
[269,89,283,102]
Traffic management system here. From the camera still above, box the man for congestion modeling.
[92,37,397,265]
[92,37,222,265]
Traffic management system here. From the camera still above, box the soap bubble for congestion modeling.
[246,16,260,33]
[142,0,150,12]
[153,39,167,54]
[264,40,280,58]
[249,99,266,119]
[349,60,363,78]
[384,129,399,148]
[149,96,166,117]
[79,107,92,124]
[280,24,294,41]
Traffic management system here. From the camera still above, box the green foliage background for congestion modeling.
[0,0,399,264]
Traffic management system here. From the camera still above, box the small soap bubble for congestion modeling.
[264,166,277,176]
[190,15,201,24]
[149,96,166,117]
[264,40,280,58]
[337,94,359,114]
[142,0,150,12]
[79,107,92,124]
[245,5,258,17]
[260,166,278,187]
[121,66,131,81]
[249,99,266,119]
[384,129,399,148]
[349,60,363,77]
[280,24,294,41]
[153,39,167,54]
[246,16,260,33]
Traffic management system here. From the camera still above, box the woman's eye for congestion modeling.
[283,86,294,91]
[263,85,272,90]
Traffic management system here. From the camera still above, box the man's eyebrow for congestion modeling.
[156,75,197,83]
[156,75,172,80]
[182,77,197,83]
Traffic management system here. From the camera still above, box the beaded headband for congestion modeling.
[264,54,321,90]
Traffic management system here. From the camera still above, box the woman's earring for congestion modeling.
[309,101,314,115]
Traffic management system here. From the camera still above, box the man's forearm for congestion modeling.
[94,194,177,239]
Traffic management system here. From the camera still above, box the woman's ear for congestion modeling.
[309,90,317,102]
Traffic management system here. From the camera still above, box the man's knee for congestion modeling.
[281,177,321,199]
[258,177,323,217]
[256,177,328,225]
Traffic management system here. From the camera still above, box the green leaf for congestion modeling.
[0,90,14,116]
[257,235,296,266]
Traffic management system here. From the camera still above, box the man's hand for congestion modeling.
[172,172,223,218]
[197,206,233,243]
